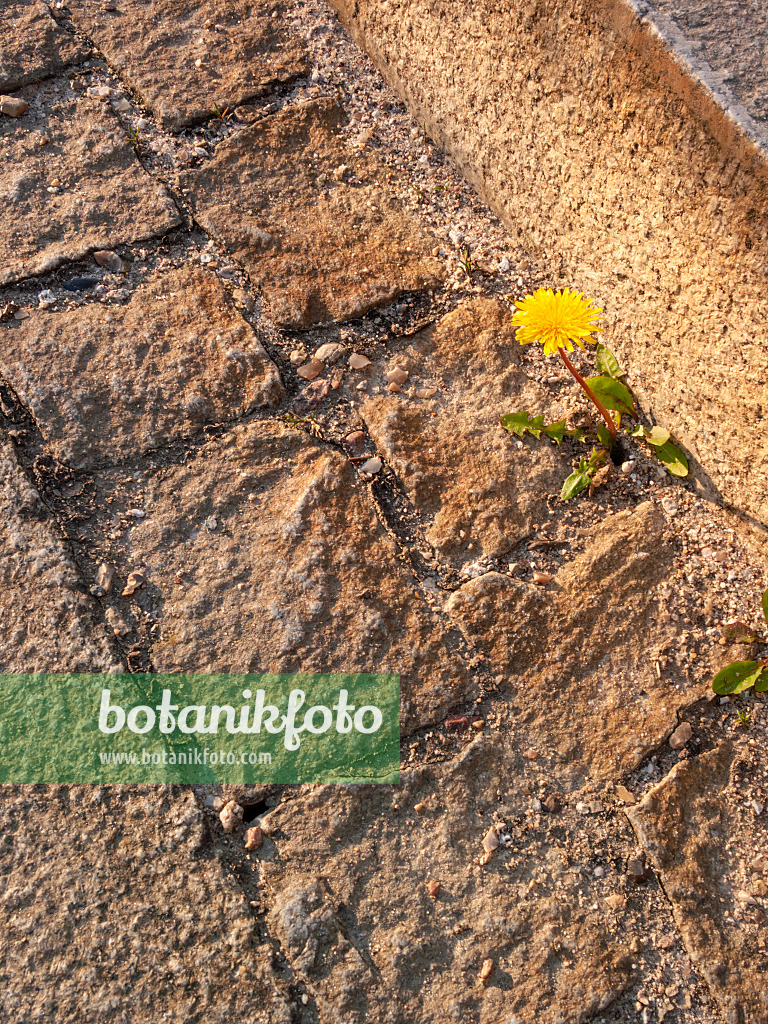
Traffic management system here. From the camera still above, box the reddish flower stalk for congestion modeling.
[558,347,618,442]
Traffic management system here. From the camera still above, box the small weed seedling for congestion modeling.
[735,707,753,728]
[712,586,768,698]
[501,288,688,500]
[459,247,475,277]
[211,103,234,123]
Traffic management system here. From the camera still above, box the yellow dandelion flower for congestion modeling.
[511,288,604,356]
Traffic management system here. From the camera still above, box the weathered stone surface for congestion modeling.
[0,265,283,469]
[67,0,307,130]
[627,742,768,1024]
[0,78,180,286]
[329,0,768,525]
[78,422,472,731]
[0,785,293,1023]
[182,98,444,327]
[0,1,88,92]
[361,300,567,567]
[260,734,639,1024]
[446,502,710,781]
[0,439,118,672]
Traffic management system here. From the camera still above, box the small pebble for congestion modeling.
[360,456,382,475]
[627,857,645,879]
[661,497,679,515]
[349,353,371,369]
[345,430,365,446]
[204,517,218,531]
[621,461,635,474]
[669,721,693,750]
[426,880,441,900]
[314,342,346,364]
[387,382,401,393]
[478,959,494,984]
[232,288,255,311]
[121,570,146,597]
[482,827,499,853]
[244,826,263,850]
[445,716,468,732]
[219,800,243,832]
[94,250,128,274]
[297,358,324,380]
[63,277,98,292]
[386,367,409,385]
[532,571,553,584]
[0,95,29,117]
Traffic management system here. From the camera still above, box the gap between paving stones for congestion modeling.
[0,377,134,669]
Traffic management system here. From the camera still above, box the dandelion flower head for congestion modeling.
[511,288,604,356]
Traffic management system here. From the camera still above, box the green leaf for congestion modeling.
[712,661,764,695]
[500,412,545,440]
[561,466,592,501]
[596,344,625,380]
[596,424,614,450]
[541,420,567,444]
[722,621,761,643]
[755,669,768,693]
[762,587,768,629]
[630,424,645,438]
[585,376,636,417]
[654,439,688,477]
[560,449,606,501]
[645,426,671,447]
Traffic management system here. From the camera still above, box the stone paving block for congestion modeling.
[0,1,88,93]
[67,0,307,131]
[0,78,180,286]
[259,734,646,1024]
[0,438,118,673]
[0,265,284,469]
[75,421,472,732]
[359,299,567,568]
[0,784,294,1023]
[182,98,444,327]
[628,741,768,1024]
[446,502,712,783]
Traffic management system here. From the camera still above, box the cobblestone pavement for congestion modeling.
[1,2,766,1023]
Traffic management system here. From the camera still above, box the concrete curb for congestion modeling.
[330,0,768,528]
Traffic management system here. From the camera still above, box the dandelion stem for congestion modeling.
[558,347,618,441]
